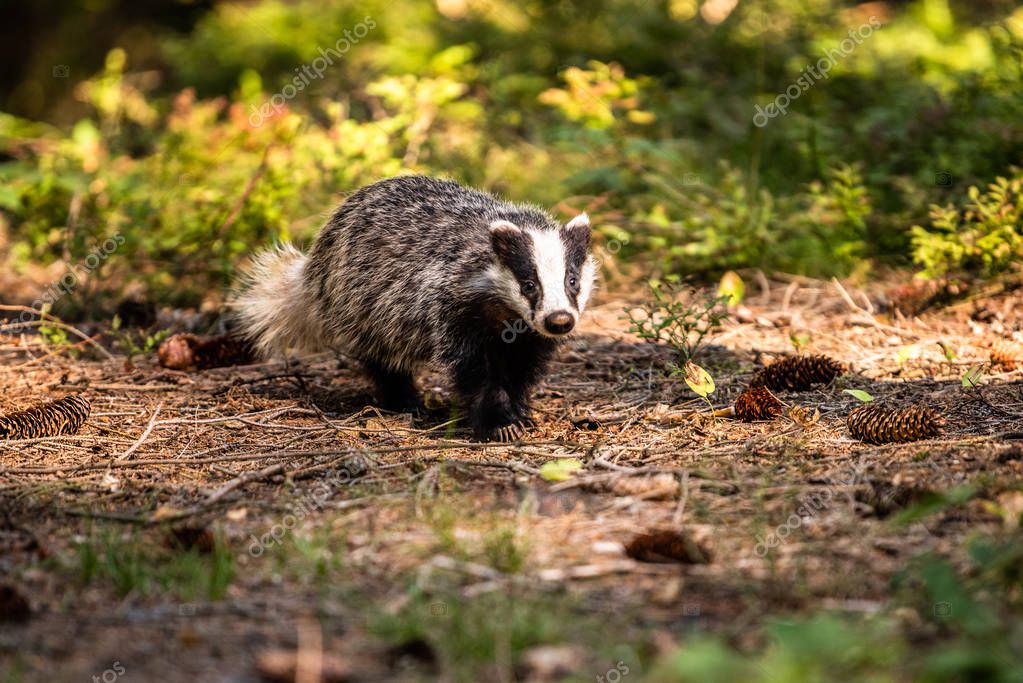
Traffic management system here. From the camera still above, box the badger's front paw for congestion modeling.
[470,390,534,441]
[485,420,529,443]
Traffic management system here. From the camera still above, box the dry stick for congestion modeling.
[5,439,588,476]
[13,334,100,368]
[115,403,163,462]
[295,616,324,683]
[147,462,403,525]
[69,383,180,392]
[0,307,115,360]
[217,145,271,238]
[832,277,871,316]
[671,471,690,527]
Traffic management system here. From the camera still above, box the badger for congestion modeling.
[234,175,597,441]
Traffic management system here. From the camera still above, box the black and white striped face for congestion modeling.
[488,213,597,338]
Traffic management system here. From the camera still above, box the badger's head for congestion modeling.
[488,213,597,338]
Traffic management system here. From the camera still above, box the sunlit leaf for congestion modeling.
[717,271,745,306]
[790,331,811,350]
[683,361,715,398]
[962,365,984,388]
[843,389,874,402]
[539,458,583,482]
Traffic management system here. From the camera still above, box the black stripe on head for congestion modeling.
[560,214,591,308]
[490,221,542,310]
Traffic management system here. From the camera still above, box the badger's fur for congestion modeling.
[234,175,597,441]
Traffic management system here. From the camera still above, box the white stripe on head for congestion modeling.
[526,228,574,318]
[578,255,597,311]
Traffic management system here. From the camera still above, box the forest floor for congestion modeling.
[2,276,1023,682]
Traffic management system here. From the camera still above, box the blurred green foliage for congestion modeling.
[0,0,1021,313]
[912,170,1023,277]
[650,530,1023,682]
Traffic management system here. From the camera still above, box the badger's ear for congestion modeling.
[562,212,591,246]
[490,220,523,261]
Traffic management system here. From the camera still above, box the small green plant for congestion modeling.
[962,365,985,389]
[912,170,1023,277]
[109,314,169,363]
[76,525,234,601]
[37,320,71,350]
[368,588,611,682]
[789,331,812,352]
[624,281,730,365]
[35,305,75,354]
[482,527,526,575]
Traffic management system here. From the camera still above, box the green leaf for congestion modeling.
[896,344,918,365]
[683,361,715,398]
[843,389,874,403]
[962,365,984,388]
[539,458,583,482]
[892,486,975,526]
[717,271,744,306]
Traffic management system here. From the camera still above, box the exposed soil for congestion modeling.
[2,277,1023,682]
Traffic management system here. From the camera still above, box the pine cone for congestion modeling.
[192,334,256,369]
[624,529,711,564]
[990,339,1023,370]
[733,387,784,422]
[165,525,216,554]
[157,333,201,369]
[847,403,944,445]
[158,333,255,370]
[885,278,964,316]
[750,355,845,392]
[0,395,91,440]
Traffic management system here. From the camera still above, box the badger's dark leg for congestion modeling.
[449,334,557,441]
[495,334,558,426]
[363,359,422,414]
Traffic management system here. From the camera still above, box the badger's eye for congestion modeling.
[568,277,578,288]
[522,281,536,293]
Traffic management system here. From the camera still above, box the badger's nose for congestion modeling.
[543,311,575,335]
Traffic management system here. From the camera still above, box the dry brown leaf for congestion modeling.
[0,583,31,623]
[610,474,679,500]
[624,529,711,564]
[256,649,351,683]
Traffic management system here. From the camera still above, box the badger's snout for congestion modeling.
[543,311,575,335]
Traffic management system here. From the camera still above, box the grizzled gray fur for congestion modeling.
[234,175,596,441]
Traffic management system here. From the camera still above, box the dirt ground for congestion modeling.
[2,277,1023,682]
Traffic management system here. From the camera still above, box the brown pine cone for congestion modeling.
[624,529,711,564]
[990,339,1023,370]
[158,333,256,370]
[157,333,201,369]
[751,355,845,392]
[733,387,784,422]
[0,395,91,440]
[192,334,256,369]
[847,403,945,445]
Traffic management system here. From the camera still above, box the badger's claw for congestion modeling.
[489,421,527,443]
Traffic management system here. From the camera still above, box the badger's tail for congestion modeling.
[232,243,326,358]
